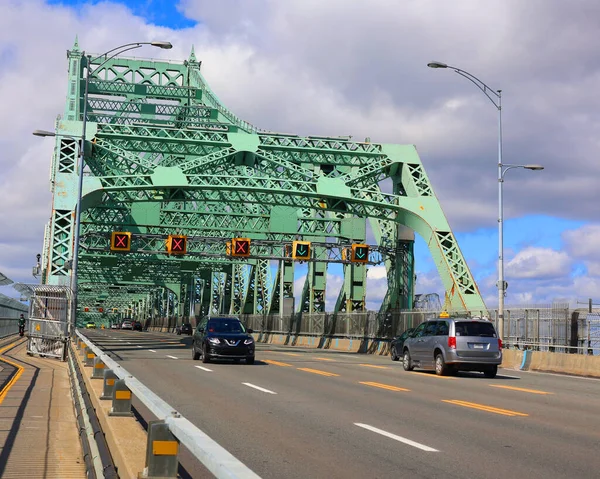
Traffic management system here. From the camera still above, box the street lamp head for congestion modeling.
[150,41,173,49]
[427,61,448,69]
[524,164,544,171]
[32,129,56,137]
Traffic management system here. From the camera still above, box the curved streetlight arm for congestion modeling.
[449,66,501,109]
[500,164,523,180]
[90,42,156,64]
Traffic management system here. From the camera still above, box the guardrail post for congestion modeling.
[109,379,134,417]
[92,357,105,379]
[84,347,95,367]
[140,420,179,479]
[101,369,118,399]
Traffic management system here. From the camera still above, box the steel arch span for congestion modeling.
[41,39,487,325]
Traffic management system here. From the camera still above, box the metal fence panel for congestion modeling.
[27,318,68,359]
[0,318,19,339]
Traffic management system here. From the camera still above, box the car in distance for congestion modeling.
[110,322,119,329]
[132,320,143,331]
[390,328,415,361]
[121,319,133,330]
[85,321,96,329]
[192,316,255,364]
[401,315,502,377]
[176,323,192,335]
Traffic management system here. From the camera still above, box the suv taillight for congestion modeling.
[448,336,456,349]
[498,338,503,349]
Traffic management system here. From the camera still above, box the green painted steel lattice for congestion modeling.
[41,39,487,325]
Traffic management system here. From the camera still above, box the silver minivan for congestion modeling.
[402,316,502,377]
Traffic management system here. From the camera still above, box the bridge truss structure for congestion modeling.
[41,39,487,326]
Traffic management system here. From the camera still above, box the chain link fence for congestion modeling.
[240,304,599,355]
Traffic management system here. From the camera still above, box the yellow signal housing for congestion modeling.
[292,241,311,260]
[231,238,251,257]
[110,231,132,252]
[351,244,369,263]
[166,235,187,255]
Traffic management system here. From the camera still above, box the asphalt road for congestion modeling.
[83,329,600,479]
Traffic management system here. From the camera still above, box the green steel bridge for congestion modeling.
[40,39,487,327]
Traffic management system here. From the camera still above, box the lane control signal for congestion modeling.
[292,241,311,260]
[166,235,187,255]
[231,238,251,257]
[111,232,131,252]
[351,244,369,263]
[84,307,90,312]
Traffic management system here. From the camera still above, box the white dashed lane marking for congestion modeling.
[354,423,438,452]
[243,383,277,394]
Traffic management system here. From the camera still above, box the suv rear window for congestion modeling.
[455,321,496,337]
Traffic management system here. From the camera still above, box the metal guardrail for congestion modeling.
[0,318,19,339]
[75,330,261,479]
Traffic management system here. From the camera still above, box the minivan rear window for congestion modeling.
[454,321,496,337]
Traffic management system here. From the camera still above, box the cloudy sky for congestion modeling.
[0,0,599,311]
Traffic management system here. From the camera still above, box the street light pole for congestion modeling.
[34,40,172,337]
[427,61,543,343]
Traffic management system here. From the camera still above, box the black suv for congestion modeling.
[192,316,255,364]
[176,323,192,335]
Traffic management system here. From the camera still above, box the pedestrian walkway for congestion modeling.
[0,338,86,478]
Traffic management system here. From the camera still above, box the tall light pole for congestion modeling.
[427,61,543,342]
[34,40,172,336]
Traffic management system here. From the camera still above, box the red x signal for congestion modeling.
[231,238,250,257]
[110,232,131,252]
[166,235,187,255]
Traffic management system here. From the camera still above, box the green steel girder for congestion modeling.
[43,42,487,323]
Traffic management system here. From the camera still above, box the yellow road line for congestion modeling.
[279,352,301,357]
[315,357,336,362]
[359,364,389,370]
[411,372,457,380]
[0,342,25,406]
[442,399,528,417]
[489,385,553,395]
[263,359,293,367]
[297,367,339,377]
[359,381,410,392]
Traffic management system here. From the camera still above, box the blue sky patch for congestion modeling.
[47,0,197,29]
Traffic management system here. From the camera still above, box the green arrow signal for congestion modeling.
[296,245,308,256]
[356,250,366,258]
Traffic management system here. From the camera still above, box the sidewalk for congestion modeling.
[0,338,86,478]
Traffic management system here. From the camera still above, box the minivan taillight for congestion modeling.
[498,338,503,349]
[448,336,456,349]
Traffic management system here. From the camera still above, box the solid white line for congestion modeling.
[243,383,277,394]
[127,342,131,344]
[167,355,178,359]
[497,374,522,379]
[195,366,213,372]
[149,349,157,353]
[354,423,438,452]
[137,345,142,348]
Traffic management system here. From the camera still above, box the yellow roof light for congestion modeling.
[439,311,450,318]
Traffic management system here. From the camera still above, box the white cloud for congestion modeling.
[505,247,571,279]
[1,0,599,310]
